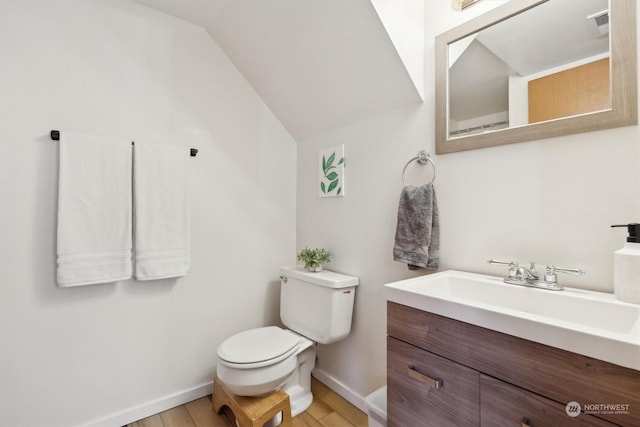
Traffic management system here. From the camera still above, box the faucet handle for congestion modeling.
[554,266,585,275]
[487,259,517,267]
[543,265,585,283]
[487,259,519,279]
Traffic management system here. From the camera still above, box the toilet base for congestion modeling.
[285,384,313,417]
[280,340,316,416]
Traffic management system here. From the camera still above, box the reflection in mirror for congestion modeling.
[435,0,637,154]
[449,0,609,136]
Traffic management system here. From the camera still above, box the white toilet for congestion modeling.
[216,266,359,416]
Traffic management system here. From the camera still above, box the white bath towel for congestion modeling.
[133,142,191,280]
[57,132,133,287]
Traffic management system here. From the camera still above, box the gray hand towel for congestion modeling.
[393,183,439,270]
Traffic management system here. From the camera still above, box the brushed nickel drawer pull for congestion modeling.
[521,417,531,427]
[407,366,443,389]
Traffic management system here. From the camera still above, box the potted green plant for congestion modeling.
[296,247,332,272]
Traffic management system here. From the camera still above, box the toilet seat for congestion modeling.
[217,326,301,369]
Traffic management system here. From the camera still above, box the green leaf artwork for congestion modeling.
[318,145,346,198]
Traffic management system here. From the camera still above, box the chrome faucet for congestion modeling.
[517,263,540,281]
[487,259,538,285]
[487,259,584,291]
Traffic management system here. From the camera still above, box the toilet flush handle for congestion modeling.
[280,275,288,283]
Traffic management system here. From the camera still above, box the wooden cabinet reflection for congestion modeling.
[528,57,610,123]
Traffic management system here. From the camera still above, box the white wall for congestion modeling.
[298,0,640,409]
[0,1,296,426]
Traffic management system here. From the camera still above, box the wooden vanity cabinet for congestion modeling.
[387,302,640,427]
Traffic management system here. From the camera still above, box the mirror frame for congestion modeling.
[435,0,637,154]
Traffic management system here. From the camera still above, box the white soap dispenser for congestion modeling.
[611,223,640,303]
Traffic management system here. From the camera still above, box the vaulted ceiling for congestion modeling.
[135,0,423,141]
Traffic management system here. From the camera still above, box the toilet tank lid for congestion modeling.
[281,266,359,288]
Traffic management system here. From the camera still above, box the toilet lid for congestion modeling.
[217,326,300,365]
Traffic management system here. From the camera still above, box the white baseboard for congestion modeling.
[311,368,368,413]
[82,381,213,427]
[83,371,369,427]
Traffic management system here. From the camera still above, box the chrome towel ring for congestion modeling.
[402,150,436,187]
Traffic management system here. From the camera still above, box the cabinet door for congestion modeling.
[480,375,615,427]
[388,337,480,427]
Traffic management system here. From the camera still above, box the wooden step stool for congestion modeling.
[212,378,293,427]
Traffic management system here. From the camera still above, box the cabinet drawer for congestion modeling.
[480,375,615,427]
[388,336,479,427]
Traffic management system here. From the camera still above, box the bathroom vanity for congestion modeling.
[385,271,640,427]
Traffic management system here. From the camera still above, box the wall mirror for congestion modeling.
[435,0,637,154]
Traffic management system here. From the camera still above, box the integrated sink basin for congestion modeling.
[385,270,640,371]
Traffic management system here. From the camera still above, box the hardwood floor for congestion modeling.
[126,377,368,427]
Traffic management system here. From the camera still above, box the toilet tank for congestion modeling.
[280,266,359,344]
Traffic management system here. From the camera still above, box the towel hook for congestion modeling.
[402,150,436,187]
